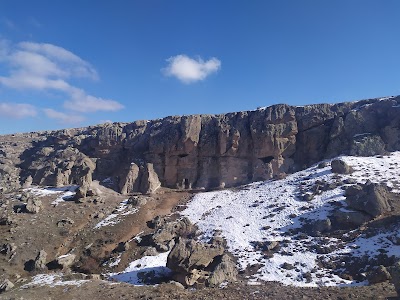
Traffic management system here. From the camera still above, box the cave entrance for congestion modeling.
[259,156,274,164]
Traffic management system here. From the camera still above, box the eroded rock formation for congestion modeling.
[1,96,400,194]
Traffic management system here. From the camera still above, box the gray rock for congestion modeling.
[346,182,391,217]
[0,279,14,293]
[367,265,391,284]
[350,135,386,156]
[333,208,372,228]
[25,197,42,214]
[151,217,195,251]
[388,261,400,295]
[167,238,225,286]
[127,196,147,206]
[56,253,76,269]
[331,159,353,174]
[208,254,238,287]
[1,243,17,256]
[34,250,47,270]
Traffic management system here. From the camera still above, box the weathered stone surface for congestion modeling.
[331,159,353,174]
[208,254,238,287]
[0,279,14,293]
[332,209,372,228]
[151,217,196,251]
[345,182,391,217]
[367,265,391,284]
[1,96,400,195]
[56,253,76,269]
[34,250,47,270]
[25,197,42,214]
[166,238,233,286]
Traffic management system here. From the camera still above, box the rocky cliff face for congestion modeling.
[1,96,400,194]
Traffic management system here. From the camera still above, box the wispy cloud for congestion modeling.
[162,54,221,84]
[0,39,123,121]
[0,102,37,118]
[43,108,85,124]
[1,18,16,30]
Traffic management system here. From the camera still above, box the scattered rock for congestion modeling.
[57,218,75,227]
[127,196,147,206]
[1,243,17,256]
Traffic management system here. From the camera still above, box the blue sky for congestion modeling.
[1,0,400,134]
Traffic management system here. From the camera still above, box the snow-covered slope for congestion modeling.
[181,152,400,287]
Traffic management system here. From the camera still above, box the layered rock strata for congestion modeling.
[1,96,400,194]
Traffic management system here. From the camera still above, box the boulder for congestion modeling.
[346,182,391,217]
[151,217,196,251]
[367,265,391,284]
[127,196,147,206]
[332,209,372,228]
[25,197,42,214]
[0,279,14,293]
[34,250,47,270]
[0,243,17,256]
[389,261,400,295]
[56,253,76,269]
[208,254,238,287]
[167,238,225,286]
[331,159,353,174]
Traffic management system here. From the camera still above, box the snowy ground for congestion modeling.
[24,185,78,206]
[94,199,139,229]
[180,152,400,287]
[108,252,172,285]
[22,273,89,288]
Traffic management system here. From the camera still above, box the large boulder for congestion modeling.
[25,197,42,214]
[367,265,391,284]
[151,217,196,251]
[331,159,353,174]
[332,208,372,228]
[207,254,238,287]
[166,237,237,287]
[345,182,391,217]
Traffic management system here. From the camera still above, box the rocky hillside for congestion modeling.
[1,96,400,196]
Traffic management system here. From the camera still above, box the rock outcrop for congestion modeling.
[166,238,237,287]
[345,182,391,217]
[1,96,400,194]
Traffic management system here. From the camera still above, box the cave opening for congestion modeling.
[259,156,274,164]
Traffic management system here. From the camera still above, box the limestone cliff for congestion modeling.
[1,96,400,194]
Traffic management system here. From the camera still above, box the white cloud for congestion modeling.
[0,39,123,115]
[0,102,37,118]
[43,108,85,124]
[64,87,124,112]
[163,54,221,84]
